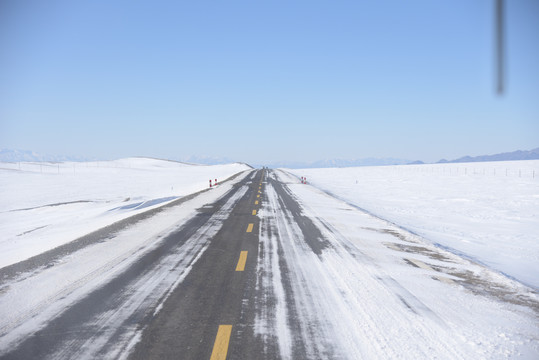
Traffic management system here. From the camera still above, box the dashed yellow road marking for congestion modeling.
[246,223,254,233]
[255,201,259,205]
[235,251,248,271]
[252,210,257,216]
[210,325,232,360]
[257,194,260,198]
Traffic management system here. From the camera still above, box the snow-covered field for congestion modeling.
[0,158,251,268]
[255,170,538,359]
[287,160,539,289]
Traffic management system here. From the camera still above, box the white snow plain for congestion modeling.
[287,160,539,289]
[256,169,538,359]
[0,158,251,268]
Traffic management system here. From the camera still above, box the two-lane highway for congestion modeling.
[130,170,266,360]
[1,168,537,359]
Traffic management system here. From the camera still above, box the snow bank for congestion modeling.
[0,158,251,268]
[287,160,539,289]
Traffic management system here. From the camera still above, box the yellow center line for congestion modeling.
[255,200,259,205]
[210,325,233,360]
[246,223,254,232]
[252,210,257,215]
[235,251,248,271]
[257,194,260,198]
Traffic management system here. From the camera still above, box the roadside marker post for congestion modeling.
[209,179,212,188]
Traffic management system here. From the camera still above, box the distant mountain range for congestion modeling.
[2,147,538,167]
[178,155,238,165]
[0,149,91,162]
[0,149,237,165]
[255,148,539,168]
[436,147,539,164]
[254,158,411,169]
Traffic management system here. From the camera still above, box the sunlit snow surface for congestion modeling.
[287,160,539,289]
[0,158,250,268]
[255,170,538,359]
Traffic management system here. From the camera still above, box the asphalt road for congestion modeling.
[129,169,266,360]
[1,169,537,359]
[128,169,333,359]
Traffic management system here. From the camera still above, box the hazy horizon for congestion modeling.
[1,146,538,168]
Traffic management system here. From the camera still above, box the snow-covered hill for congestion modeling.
[0,158,251,268]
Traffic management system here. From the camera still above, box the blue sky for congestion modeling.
[1,0,538,164]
